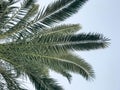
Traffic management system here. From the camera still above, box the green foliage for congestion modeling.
[0,0,109,90]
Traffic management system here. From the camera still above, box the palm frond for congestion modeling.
[0,0,38,40]
[24,63,63,90]
[13,0,87,41]
[0,0,87,41]
[7,51,94,80]
[0,67,23,90]
[38,0,87,26]
[51,69,72,83]
[0,59,54,90]
[32,32,109,51]
[0,0,18,31]
[59,71,72,83]
[0,45,49,77]
[0,55,53,90]
[58,53,95,80]
[35,24,81,36]
[21,62,59,90]
[0,43,94,80]
[28,74,63,90]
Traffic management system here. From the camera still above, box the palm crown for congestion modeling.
[0,0,109,90]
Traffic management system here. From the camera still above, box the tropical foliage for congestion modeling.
[0,0,109,90]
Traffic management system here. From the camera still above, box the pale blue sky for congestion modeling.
[38,0,120,90]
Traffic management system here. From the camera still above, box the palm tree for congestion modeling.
[0,0,109,90]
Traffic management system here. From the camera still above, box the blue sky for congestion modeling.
[39,0,120,90]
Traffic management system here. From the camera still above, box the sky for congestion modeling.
[38,0,120,90]
[1,0,120,90]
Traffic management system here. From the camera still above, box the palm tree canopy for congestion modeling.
[0,0,109,90]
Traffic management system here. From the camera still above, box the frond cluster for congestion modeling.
[0,0,109,90]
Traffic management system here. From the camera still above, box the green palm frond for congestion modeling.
[0,46,72,83]
[34,24,81,36]
[38,0,87,25]
[25,63,63,90]
[0,0,38,39]
[0,55,56,90]
[19,0,87,41]
[0,0,87,41]
[0,58,62,90]
[0,46,49,77]
[32,32,109,51]
[24,53,93,80]
[23,0,87,39]
[0,67,23,90]
[0,0,18,30]
[0,42,94,80]
[0,45,94,80]
[56,70,72,83]
[58,53,94,79]
[22,62,62,90]
[28,74,63,90]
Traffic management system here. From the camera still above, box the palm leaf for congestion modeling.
[0,0,87,41]
[25,64,63,90]
[22,0,87,39]
[32,32,109,51]
[58,53,94,80]
[34,24,81,36]
[17,0,87,41]
[0,67,24,90]
[0,0,38,40]
[28,74,63,90]
[0,43,94,80]
[0,55,59,90]
[38,0,87,25]
[1,51,94,80]
[0,0,18,31]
